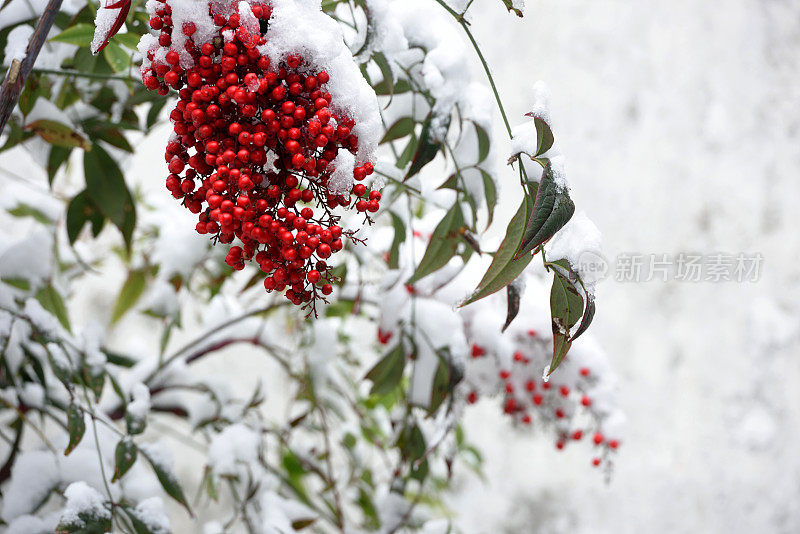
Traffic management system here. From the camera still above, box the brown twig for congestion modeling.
[0,0,63,135]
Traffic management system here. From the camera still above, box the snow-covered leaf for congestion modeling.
[514,163,574,259]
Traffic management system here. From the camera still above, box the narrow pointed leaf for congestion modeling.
[514,163,574,259]
[112,438,138,482]
[365,343,405,396]
[65,403,85,455]
[460,187,535,307]
[405,113,450,181]
[407,203,463,284]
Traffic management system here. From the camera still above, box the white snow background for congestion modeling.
[2,0,800,532]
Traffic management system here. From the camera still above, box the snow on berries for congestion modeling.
[137,0,381,311]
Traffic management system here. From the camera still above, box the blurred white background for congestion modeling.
[448,1,800,532]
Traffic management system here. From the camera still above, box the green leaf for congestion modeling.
[395,134,417,169]
[112,438,138,482]
[365,343,405,396]
[25,119,89,149]
[545,259,595,375]
[460,190,534,307]
[48,146,72,185]
[18,74,52,116]
[388,212,406,269]
[2,277,31,291]
[372,51,394,101]
[501,279,522,332]
[475,123,490,163]
[405,112,450,181]
[7,203,53,224]
[36,284,71,332]
[396,424,427,482]
[56,512,111,534]
[65,403,85,455]
[500,0,524,16]
[428,349,462,413]
[533,116,554,156]
[480,169,497,227]
[140,448,192,515]
[407,203,463,284]
[111,270,147,323]
[66,190,105,243]
[103,41,130,73]
[380,116,414,144]
[514,163,574,259]
[146,99,167,129]
[83,144,136,249]
[114,32,140,50]
[49,23,94,46]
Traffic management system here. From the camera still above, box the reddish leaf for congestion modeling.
[92,0,131,54]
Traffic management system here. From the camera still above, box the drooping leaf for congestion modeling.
[480,169,497,227]
[500,0,524,17]
[364,342,405,396]
[474,123,490,163]
[372,51,395,102]
[501,279,522,332]
[532,116,554,156]
[65,403,85,455]
[514,163,574,259]
[405,112,450,181]
[112,438,138,482]
[428,348,462,414]
[460,187,535,307]
[111,269,147,323]
[544,259,595,375]
[25,120,90,150]
[407,203,463,284]
[66,190,105,243]
[388,212,406,269]
[36,284,71,332]
[83,144,136,249]
[140,448,192,515]
[380,117,414,144]
[48,146,72,184]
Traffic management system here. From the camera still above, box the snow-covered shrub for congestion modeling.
[0,0,622,531]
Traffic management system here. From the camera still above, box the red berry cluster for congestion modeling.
[466,330,619,468]
[140,0,381,310]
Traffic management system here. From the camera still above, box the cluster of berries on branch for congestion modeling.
[465,330,621,469]
[139,0,381,311]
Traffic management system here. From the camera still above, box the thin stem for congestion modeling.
[29,67,139,83]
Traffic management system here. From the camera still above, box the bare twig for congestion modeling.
[0,0,64,134]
